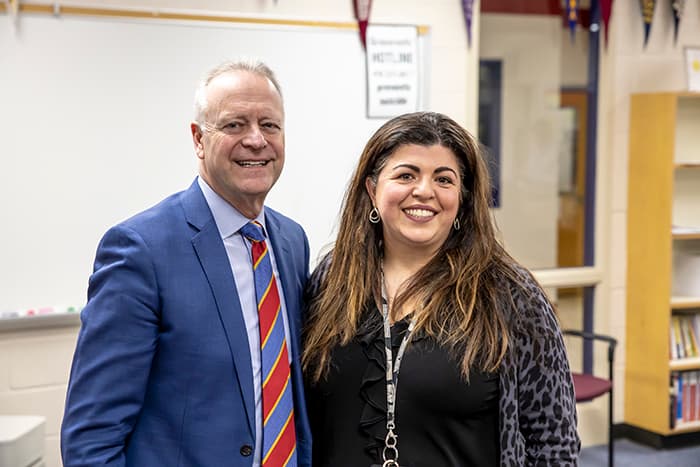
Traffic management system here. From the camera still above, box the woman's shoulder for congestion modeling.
[495,263,560,340]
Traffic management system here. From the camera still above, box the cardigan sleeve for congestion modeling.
[511,276,581,466]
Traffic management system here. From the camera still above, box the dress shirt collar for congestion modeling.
[197,176,266,239]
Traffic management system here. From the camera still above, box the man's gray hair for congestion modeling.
[193,59,283,125]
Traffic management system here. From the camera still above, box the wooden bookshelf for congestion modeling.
[626,92,700,437]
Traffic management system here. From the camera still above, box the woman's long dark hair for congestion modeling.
[303,112,533,382]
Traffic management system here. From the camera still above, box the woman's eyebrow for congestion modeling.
[391,163,420,171]
[434,167,458,176]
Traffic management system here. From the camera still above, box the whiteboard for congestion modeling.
[0,12,428,310]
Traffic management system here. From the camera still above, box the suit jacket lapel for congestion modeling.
[181,180,256,436]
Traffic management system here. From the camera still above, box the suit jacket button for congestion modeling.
[240,445,253,457]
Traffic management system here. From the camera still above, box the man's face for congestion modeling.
[191,70,284,218]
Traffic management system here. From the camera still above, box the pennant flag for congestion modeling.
[462,0,474,47]
[566,0,578,42]
[639,0,656,47]
[671,0,685,44]
[7,0,19,27]
[353,0,372,50]
[601,0,614,47]
[7,0,19,15]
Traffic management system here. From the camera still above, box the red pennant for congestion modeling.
[353,0,372,49]
[600,0,614,47]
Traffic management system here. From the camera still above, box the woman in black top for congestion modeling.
[303,112,579,466]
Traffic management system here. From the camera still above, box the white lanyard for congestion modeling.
[380,278,416,467]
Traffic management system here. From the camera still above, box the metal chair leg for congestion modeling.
[608,386,614,467]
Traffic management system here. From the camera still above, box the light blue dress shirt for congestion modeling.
[198,177,293,467]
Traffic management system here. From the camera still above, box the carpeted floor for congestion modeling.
[580,438,700,466]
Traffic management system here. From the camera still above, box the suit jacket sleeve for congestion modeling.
[61,225,160,467]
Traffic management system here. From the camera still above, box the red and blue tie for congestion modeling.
[241,221,297,467]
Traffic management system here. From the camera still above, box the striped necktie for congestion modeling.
[240,221,297,467]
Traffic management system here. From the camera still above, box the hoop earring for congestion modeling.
[453,217,461,230]
[369,207,381,224]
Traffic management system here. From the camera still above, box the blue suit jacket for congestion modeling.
[61,180,312,466]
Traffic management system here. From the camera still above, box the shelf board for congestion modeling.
[671,296,700,309]
[672,420,700,434]
[672,232,700,240]
[670,357,700,371]
[675,162,700,169]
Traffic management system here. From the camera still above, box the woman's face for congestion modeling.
[366,143,462,258]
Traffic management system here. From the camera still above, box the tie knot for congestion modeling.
[240,221,265,243]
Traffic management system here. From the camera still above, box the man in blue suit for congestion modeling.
[61,60,311,466]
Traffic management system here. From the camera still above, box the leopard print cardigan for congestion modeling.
[498,271,580,465]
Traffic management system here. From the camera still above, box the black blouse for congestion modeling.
[307,312,500,467]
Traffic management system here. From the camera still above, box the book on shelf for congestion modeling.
[671,322,678,360]
[671,313,700,360]
[670,374,677,429]
[683,316,699,358]
[669,313,700,360]
[671,315,683,359]
[670,370,700,428]
[692,373,698,423]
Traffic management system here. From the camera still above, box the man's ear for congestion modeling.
[191,122,205,159]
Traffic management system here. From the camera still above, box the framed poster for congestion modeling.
[366,24,419,118]
[685,46,700,92]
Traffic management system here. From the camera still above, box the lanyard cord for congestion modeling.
[381,274,416,467]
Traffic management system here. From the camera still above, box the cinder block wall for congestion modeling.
[0,327,79,467]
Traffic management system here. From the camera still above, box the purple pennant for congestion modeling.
[462,0,474,47]
[639,0,656,47]
[566,0,578,43]
[671,0,685,44]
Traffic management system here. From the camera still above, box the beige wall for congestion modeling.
[481,13,561,269]
[561,26,589,88]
